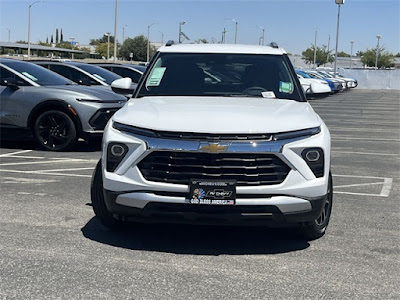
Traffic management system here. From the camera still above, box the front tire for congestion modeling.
[33,110,77,151]
[298,173,333,240]
[91,160,123,230]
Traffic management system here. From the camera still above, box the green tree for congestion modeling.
[395,52,400,57]
[337,51,350,57]
[95,42,115,58]
[195,38,208,44]
[360,47,395,68]
[356,51,364,57]
[56,28,59,44]
[46,37,49,44]
[90,34,115,45]
[51,35,53,43]
[119,35,155,61]
[302,45,333,67]
[60,29,63,42]
[16,40,28,44]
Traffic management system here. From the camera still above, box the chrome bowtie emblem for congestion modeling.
[199,142,230,152]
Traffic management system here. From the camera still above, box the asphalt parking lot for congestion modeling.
[0,89,399,299]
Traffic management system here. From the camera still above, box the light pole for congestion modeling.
[147,23,156,63]
[122,25,127,43]
[179,21,185,43]
[113,0,118,62]
[227,19,238,44]
[350,40,354,69]
[333,0,345,78]
[259,26,265,45]
[313,30,318,68]
[160,31,164,45]
[69,37,75,60]
[105,32,110,60]
[375,35,382,69]
[325,35,331,66]
[221,28,227,44]
[28,1,42,59]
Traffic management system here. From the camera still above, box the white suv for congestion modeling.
[91,42,333,240]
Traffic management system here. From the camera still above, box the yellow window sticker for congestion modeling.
[147,67,166,87]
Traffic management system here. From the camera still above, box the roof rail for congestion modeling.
[165,40,175,47]
[269,42,279,49]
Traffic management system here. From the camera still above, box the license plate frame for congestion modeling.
[188,179,236,205]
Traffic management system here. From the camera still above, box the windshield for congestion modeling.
[2,60,74,86]
[137,53,303,101]
[76,64,122,85]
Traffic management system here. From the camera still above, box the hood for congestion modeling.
[43,85,127,102]
[113,96,321,134]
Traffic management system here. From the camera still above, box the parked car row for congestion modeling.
[296,68,357,97]
[0,58,135,150]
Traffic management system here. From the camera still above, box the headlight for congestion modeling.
[113,121,157,137]
[301,148,324,178]
[273,127,320,141]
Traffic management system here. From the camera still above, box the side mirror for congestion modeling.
[1,78,19,90]
[111,77,134,96]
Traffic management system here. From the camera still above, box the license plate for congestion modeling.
[188,180,236,205]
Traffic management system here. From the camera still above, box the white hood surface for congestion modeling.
[113,96,321,134]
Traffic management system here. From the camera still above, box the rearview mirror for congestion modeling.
[1,78,19,90]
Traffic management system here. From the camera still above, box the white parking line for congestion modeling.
[333,150,399,157]
[331,136,400,142]
[333,174,393,197]
[34,167,94,172]
[0,169,92,178]
[335,182,383,189]
[380,178,393,197]
[0,150,33,157]
[0,159,97,166]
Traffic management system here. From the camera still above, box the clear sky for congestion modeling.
[1,0,399,55]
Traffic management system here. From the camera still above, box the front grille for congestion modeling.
[89,108,119,130]
[138,151,291,186]
[156,131,272,141]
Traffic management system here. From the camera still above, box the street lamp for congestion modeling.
[105,32,110,60]
[160,31,164,45]
[122,25,127,43]
[227,18,238,44]
[350,40,354,69]
[28,1,43,59]
[113,0,118,62]
[259,26,265,46]
[375,35,382,69]
[147,23,156,63]
[313,30,318,68]
[69,37,75,60]
[179,21,185,43]
[333,0,345,77]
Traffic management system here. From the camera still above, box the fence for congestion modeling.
[339,69,400,90]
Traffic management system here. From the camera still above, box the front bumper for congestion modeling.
[103,189,327,225]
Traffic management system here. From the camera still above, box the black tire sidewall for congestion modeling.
[33,110,77,151]
[90,160,122,230]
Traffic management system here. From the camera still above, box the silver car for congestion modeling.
[0,58,127,151]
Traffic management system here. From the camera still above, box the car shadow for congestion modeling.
[81,217,310,255]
